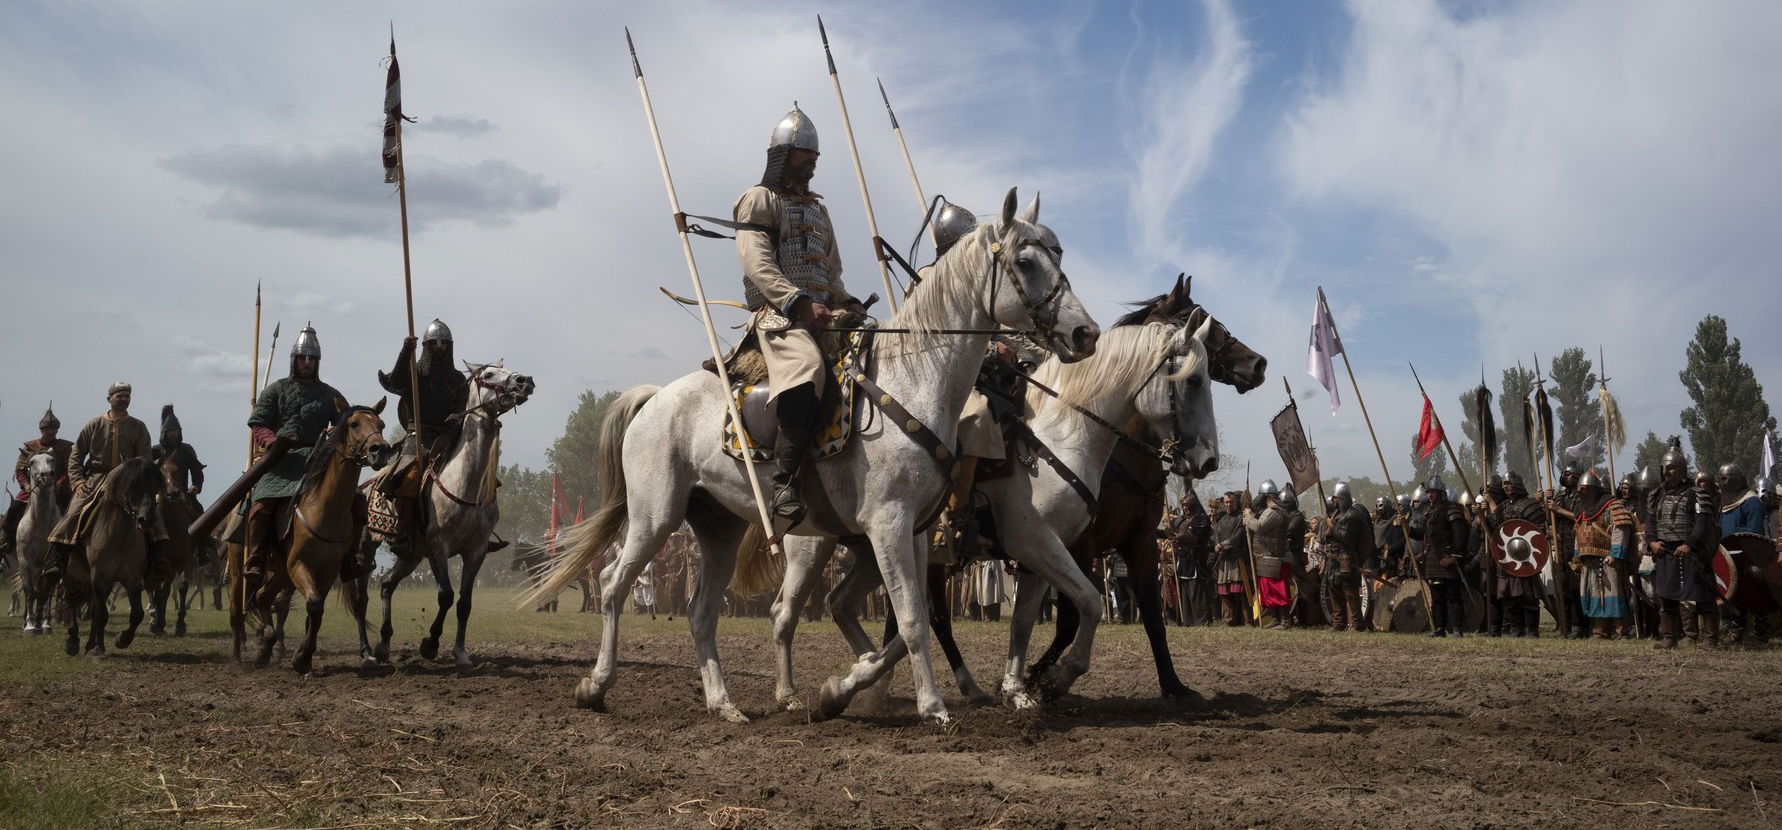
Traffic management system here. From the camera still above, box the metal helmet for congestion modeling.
[1375,496,1387,510]
[1561,462,1581,484]
[1278,489,1299,510]
[1619,472,1638,493]
[1759,476,1777,497]
[768,104,819,152]
[291,322,321,358]
[1412,485,1426,503]
[423,318,453,344]
[1395,493,1411,511]
[1426,474,1447,495]
[1578,468,1602,491]
[1638,465,1657,489]
[933,198,978,258]
[1505,470,1526,496]
[1459,491,1473,507]
[1333,481,1354,511]
[1717,463,1746,494]
[160,404,181,436]
[1661,438,1687,473]
[1258,479,1280,499]
[38,403,58,430]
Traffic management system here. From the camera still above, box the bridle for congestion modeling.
[983,232,1069,345]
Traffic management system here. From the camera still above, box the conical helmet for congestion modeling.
[768,104,819,152]
[38,403,58,430]
[161,404,181,435]
[933,197,978,258]
[423,318,453,344]
[1661,437,1687,472]
[292,322,321,358]
[1258,479,1279,498]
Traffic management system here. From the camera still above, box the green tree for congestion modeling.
[1499,366,1538,482]
[1547,348,1603,470]
[1455,388,1502,486]
[1633,431,1685,474]
[546,389,624,509]
[1678,315,1777,474]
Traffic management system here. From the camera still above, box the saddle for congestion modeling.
[704,326,872,463]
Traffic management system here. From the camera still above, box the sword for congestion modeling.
[819,17,900,312]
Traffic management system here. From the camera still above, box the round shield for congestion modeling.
[1492,519,1549,578]
[1718,532,1780,613]
[1389,578,1430,632]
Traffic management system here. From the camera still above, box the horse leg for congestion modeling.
[995,520,1102,702]
[683,508,748,722]
[291,570,331,676]
[63,580,83,657]
[374,555,421,664]
[115,582,146,650]
[771,536,837,709]
[578,509,682,712]
[928,563,991,704]
[147,573,169,636]
[1125,547,1199,701]
[451,551,487,671]
[820,531,948,724]
[348,573,376,668]
[418,553,454,660]
[174,573,190,636]
[826,546,884,658]
[87,578,110,657]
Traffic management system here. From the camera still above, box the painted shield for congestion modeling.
[1718,532,1780,613]
[1492,519,1549,578]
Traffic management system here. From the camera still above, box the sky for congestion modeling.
[2,0,1778,498]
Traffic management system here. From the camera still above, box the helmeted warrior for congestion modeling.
[1243,481,1294,629]
[1169,490,1215,625]
[243,324,350,590]
[1320,481,1373,631]
[1407,475,1468,637]
[151,405,205,514]
[734,105,868,526]
[1643,440,1715,648]
[375,318,472,553]
[1482,470,1547,636]
[1211,491,1250,626]
[1279,488,1315,627]
[4,404,75,563]
[1713,463,1765,644]
[1569,469,1635,638]
[45,382,163,580]
[1545,463,1587,637]
[1373,494,1407,584]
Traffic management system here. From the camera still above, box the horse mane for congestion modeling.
[885,218,1022,360]
[1113,293,1173,328]
[299,406,375,492]
[98,457,160,507]
[1027,321,1206,414]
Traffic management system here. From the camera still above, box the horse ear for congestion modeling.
[1019,192,1040,224]
[334,396,349,414]
[1183,273,1192,299]
[495,358,505,368]
[999,187,1018,231]
[1191,311,1214,345]
[463,359,477,371]
[372,396,388,415]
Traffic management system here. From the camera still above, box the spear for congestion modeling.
[818,17,900,311]
[1531,353,1571,637]
[385,32,424,458]
[260,322,280,397]
[248,282,262,466]
[876,78,928,223]
[627,29,780,554]
[1243,461,1260,624]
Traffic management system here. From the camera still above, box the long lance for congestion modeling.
[260,322,280,397]
[1531,353,1570,637]
[1317,288,1431,629]
[628,29,781,554]
[818,17,900,312]
[248,282,262,467]
[1243,461,1260,623]
[876,78,928,223]
[1599,345,1615,482]
[390,36,424,463]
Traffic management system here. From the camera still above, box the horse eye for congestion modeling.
[1049,246,1063,258]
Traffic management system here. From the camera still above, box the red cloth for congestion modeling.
[1259,567,1292,609]
[1416,395,1444,460]
[251,426,277,448]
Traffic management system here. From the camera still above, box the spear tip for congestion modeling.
[818,16,836,73]
[625,27,642,77]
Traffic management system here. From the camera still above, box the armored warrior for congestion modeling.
[1407,476,1468,637]
[1242,480,1293,629]
[733,105,868,525]
[3,405,74,562]
[1568,469,1635,638]
[1279,488,1314,627]
[1713,463,1765,644]
[1485,471,1547,636]
[1545,463,1587,637]
[1643,440,1715,649]
[45,382,162,579]
[1321,482,1373,631]
[375,318,473,553]
[1372,494,1407,583]
[243,325,350,591]
[151,405,205,516]
[1211,491,1249,626]
[1169,490,1215,626]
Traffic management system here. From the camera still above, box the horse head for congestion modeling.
[26,450,56,493]
[463,359,536,416]
[333,397,393,470]
[1155,315,1219,479]
[100,457,163,530]
[1116,273,1267,393]
[975,188,1099,362]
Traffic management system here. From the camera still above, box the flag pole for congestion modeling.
[1408,363,1475,498]
[1282,377,1329,514]
[1531,354,1571,637]
[388,35,423,458]
[248,282,262,467]
[1598,345,1615,483]
[819,17,900,311]
[876,78,928,222]
[627,29,781,555]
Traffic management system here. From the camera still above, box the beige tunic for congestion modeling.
[67,412,151,492]
[735,186,851,400]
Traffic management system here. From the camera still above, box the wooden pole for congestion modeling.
[1531,355,1571,637]
[876,78,929,225]
[627,30,781,554]
[819,17,900,311]
[1408,363,1475,497]
[248,282,261,467]
[394,117,422,451]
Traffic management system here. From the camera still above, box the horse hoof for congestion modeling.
[293,657,312,676]
[361,657,381,671]
[87,648,107,660]
[115,631,135,649]
[573,678,606,710]
[1164,685,1209,710]
[418,638,439,660]
[779,695,806,712]
[815,677,849,720]
[455,659,476,673]
[175,623,187,637]
[715,704,750,724]
[923,708,952,725]
[372,644,391,664]
[64,637,78,657]
[149,625,165,637]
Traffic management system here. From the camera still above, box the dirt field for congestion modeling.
[3,587,1779,829]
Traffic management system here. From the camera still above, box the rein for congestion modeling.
[1014,358,1182,465]
[423,377,519,509]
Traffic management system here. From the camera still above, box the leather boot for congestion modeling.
[1523,605,1541,638]
[244,500,278,594]
[43,542,73,584]
[769,426,812,526]
[1700,611,1720,648]
[1682,607,1700,643]
[1654,611,1678,649]
[1343,587,1362,632]
[1487,603,1503,637]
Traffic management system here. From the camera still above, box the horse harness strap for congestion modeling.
[293,503,348,546]
[847,369,956,533]
[1015,361,1180,464]
[1008,422,1096,510]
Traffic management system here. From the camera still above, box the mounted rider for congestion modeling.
[375,318,469,551]
[151,405,206,517]
[243,324,350,591]
[3,405,74,564]
[45,382,164,580]
[733,104,869,526]
[1321,481,1373,631]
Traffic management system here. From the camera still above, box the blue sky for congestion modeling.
[2,0,1777,494]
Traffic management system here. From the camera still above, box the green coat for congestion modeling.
[247,376,346,501]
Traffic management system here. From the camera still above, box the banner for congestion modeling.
[1270,399,1322,496]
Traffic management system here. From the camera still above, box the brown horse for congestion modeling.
[147,454,208,637]
[247,399,390,674]
[1027,275,1267,696]
[61,457,165,657]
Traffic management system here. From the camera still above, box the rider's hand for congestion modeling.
[404,335,418,347]
[1647,541,1663,555]
[187,486,201,496]
[843,298,868,316]
[792,297,833,328]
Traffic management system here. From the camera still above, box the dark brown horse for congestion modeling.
[147,453,209,637]
[61,457,165,657]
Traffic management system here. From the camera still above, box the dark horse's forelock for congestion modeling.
[300,406,382,492]
[1114,293,1176,328]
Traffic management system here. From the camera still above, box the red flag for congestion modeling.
[1416,395,1444,460]
[574,497,584,524]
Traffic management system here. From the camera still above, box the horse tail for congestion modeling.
[729,523,783,595]
[518,385,659,608]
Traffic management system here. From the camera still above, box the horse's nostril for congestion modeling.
[1072,326,1100,354]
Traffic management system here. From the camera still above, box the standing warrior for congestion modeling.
[1321,482,1372,631]
[1279,488,1313,627]
[733,104,869,525]
[1211,491,1249,626]
[375,318,473,554]
[1643,441,1715,649]
[1547,463,1587,638]
[1488,472,1548,636]
[4,405,74,562]
[45,382,162,579]
[244,325,350,592]
[1169,490,1214,626]
[1372,495,1407,582]
[1242,480,1293,630]
[1570,469,1635,638]
[151,405,206,517]
[1407,476,1468,637]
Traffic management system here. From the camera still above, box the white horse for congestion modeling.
[359,360,535,670]
[772,315,1219,709]
[17,450,62,634]
[526,189,1099,724]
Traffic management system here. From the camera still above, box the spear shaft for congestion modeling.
[1531,353,1571,637]
[819,17,900,311]
[1599,345,1615,482]
[248,282,262,466]
[627,29,780,553]
[876,78,928,223]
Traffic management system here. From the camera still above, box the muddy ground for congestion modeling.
[3,590,1779,829]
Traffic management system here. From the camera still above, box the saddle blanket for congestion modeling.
[722,330,869,463]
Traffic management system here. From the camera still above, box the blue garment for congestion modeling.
[1720,494,1765,536]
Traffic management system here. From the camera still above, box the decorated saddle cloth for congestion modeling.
[720,329,871,463]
